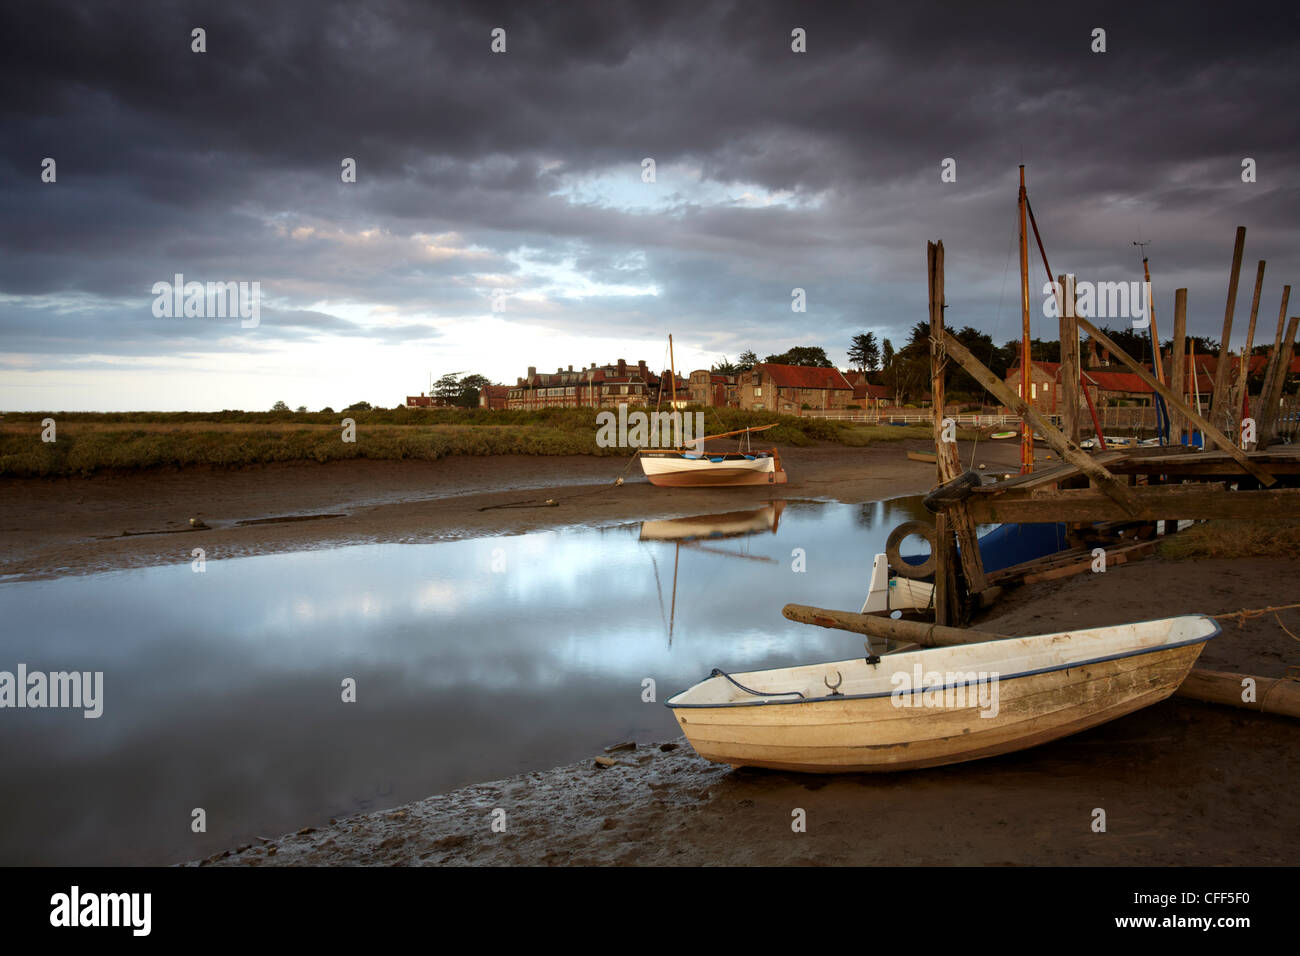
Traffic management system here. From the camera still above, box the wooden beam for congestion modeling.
[966,484,1300,524]
[1237,260,1266,431]
[1072,315,1277,487]
[940,331,1141,514]
[928,240,987,602]
[1175,668,1300,719]
[1257,286,1289,444]
[1058,274,1081,445]
[782,603,1010,648]
[1210,227,1247,445]
[1169,288,1187,445]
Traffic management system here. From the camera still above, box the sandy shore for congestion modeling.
[5,441,1296,866]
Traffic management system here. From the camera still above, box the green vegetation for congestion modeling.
[0,407,937,477]
[1158,519,1300,560]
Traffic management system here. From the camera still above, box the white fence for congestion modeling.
[801,410,1027,426]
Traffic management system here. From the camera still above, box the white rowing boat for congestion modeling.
[666,615,1218,772]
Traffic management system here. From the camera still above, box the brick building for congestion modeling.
[738,363,854,414]
[687,370,739,407]
[478,385,511,410]
[506,359,685,410]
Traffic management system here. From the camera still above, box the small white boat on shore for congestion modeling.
[666,615,1218,773]
[640,424,788,487]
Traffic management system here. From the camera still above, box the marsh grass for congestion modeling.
[0,408,938,477]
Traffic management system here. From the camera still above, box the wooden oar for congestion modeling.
[689,423,778,445]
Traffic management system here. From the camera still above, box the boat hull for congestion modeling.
[639,451,787,487]
[667,617,1216,773]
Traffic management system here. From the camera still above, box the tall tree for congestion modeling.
[881,338,895,372]
[736,349,759,371]
[457,373,492,407]
[847,332,880,372]
[711,355,740,375]
[764,345,833,367]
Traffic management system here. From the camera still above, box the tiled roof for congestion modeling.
[1083,370,1154,393]
[758,363,853,390]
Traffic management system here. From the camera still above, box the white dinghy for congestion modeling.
[666,615,1218,773]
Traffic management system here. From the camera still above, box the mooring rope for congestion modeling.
[709,667,805,699]
[1212,602,1300,643]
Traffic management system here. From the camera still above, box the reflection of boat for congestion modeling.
[641,504,785,645]
[640,425,788,487]
[639,503,785,541]
[666,615,1218,772]
[989,430,1016,440]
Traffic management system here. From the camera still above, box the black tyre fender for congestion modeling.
[922,469,982,513]
[886,520,937,579]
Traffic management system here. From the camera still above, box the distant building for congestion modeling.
[687,370,739,407]
[478,385,511,410]
[843,371,892,409]
[738,363,854,415]
[506,359,685,410]
[404,392,453,409]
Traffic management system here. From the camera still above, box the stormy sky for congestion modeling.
[2,0,1297,411]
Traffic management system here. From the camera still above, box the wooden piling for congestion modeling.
[1170,288,1188,444]
[927,240,987,621]
[1058,274,1081,445]
[1258,286,1292,446]
[1237,260,1266,429]
[941,332,1141,513]
[1210,227,1246,446]
[1073,316,1277,487]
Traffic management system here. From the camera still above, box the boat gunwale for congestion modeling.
[664,616,1220,709]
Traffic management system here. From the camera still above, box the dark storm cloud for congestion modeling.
[1,0,1298,384]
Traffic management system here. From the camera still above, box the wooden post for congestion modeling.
[1073,315,1277,487]
[1058,274,1081,445]
[1237,260,1266,424]
[1210,227,1246,446]
[927,240,987,617]
[941,331,1141,513]
[1258,286,1292,446]
[1017,167,1034,474]
[1263,316,1300,446]
[1170,289,1188,445]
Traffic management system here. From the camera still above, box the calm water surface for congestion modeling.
[0,496,933,864]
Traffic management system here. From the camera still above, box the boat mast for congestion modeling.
[1135,241,1165,386]
[668,333,680,448]
[1018,165,1034,474]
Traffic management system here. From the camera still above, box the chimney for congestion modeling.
[568,364,573,372]
[517,377,524,386]
[527,366,536,378]
[638,360,647,378]
[618,358,627,376]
